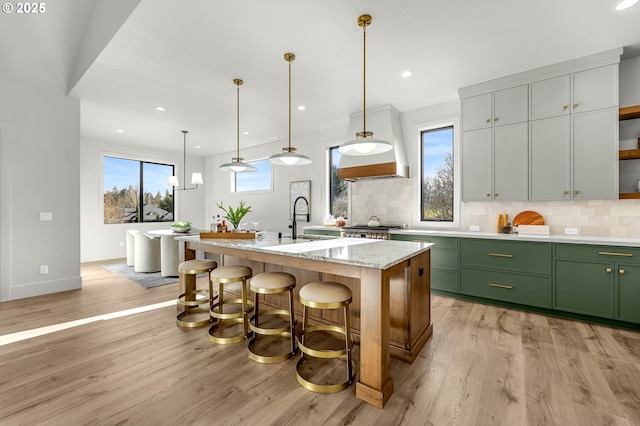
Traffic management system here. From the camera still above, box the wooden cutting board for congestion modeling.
[513,211,545,226]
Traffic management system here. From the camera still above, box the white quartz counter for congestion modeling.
[303,226,640,247]
[176,235,433,270]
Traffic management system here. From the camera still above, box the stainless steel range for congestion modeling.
[340,225,402,239]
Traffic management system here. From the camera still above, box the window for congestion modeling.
[234,159,272,192]
[103,156,174,224]
[421,126,454,222]
[329,146,349,217]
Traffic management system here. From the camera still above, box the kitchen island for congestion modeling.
[177,235,433,408]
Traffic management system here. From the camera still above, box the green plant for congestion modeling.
[216,201,252,230]
[173,221,191,228]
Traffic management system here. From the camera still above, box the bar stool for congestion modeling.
[176,259,217,328]
[208,265,253,344]
[296,281,355,394]
[247,272,297,363]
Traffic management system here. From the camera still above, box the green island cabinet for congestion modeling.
[458,238,552,308]
[554,244,640,324]
[391,234,458,293]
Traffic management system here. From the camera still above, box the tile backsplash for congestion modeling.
[351,179,640,238]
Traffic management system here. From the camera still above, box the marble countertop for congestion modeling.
[176,234,433,270]
[303,226,640,247]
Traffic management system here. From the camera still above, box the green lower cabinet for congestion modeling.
[554,259,615,318]
[617,264,640,324]
[460,267,551,308]
[431,269,457,292]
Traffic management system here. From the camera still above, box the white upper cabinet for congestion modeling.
[462,85,528,131]
[530,64,618,120]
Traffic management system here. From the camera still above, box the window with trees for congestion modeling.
[234,159,272,192]
[103,156,175,224]
[421,126,454,222]
[329,146,348,218]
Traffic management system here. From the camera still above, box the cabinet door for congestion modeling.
[493,85,528,127]
[572,65,618,114]
[461,128,492,201]
[462,93,492,131]
[617,264,640,324]
[530,75,571,120]
[493,123,528,201]
[554,259,615,318]
[530,116,571,200]
[572,109,618,200]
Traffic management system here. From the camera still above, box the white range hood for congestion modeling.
[337,104,409,181]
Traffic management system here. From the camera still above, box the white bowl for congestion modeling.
[171,226,191,233]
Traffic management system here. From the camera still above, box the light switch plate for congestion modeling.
[470,225,480,231]
[564,228,578,235]
[39,212,52,221]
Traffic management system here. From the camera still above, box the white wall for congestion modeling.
[80,137,205,262]
[206,126,345,235]
[0,78,81,301]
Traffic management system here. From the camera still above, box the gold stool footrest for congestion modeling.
[249,308,293,335]
[176,307,211,328]
[247,333,298,364]
[295,357,355,394]
[208,317,251,344]
[296,324,349,359]
[177,289,210,307]
[210,298,254,320]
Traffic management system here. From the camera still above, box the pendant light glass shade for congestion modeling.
[338,14,393,156]
[168,130,203,190]
[268,53,312,166]
[220,79,256,172]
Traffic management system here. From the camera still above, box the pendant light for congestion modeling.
[219,79,257,172]
[338,14,393,156]
[268,53,312,166]
[168,130,203,190]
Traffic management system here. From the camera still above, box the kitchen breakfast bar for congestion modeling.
[177,235,434,408]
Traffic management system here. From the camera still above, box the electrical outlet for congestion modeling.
[564,228,578,235]
[39,212,52,221]
[470,225,480,231]
[40,265,49,274]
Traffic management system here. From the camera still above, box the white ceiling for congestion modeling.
[3,0,640,157]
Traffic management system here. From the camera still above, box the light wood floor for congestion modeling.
[1,260,640,425]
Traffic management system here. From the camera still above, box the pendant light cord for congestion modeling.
[362,21,367,134]
[236,82,240,159]
[288,55,292,150]
[182,130,187,185]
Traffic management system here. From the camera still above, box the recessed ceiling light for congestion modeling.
[401,71,413,78]
[269,135,282,141]
[615,0,638,10]
[154,106,166,111]
[242,131,250,135]
[195,145,201,149]
[297,105,306,110]
[115,129,124,133]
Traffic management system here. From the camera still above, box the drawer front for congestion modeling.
[392,234,458,249]
[303,229,341,237]
[432,269,457,293]
[431,249,457,270]
[554,243,640,264]
[460,267,551,308]
[460,239,551,274]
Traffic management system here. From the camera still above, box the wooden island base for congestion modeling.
[180,238,433,408]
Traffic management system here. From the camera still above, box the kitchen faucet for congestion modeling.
[289,196,309,240]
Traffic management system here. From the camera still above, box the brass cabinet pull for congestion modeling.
[563,191,569,195]
[573,103,579,109]
[485,193,491,197]
[494,193,499,197]
[598,251,633,257]
[489,253,513,258]
[562,105,569,110]
[489,283,513,289]
[619,269,625,275]
[606,267,612,273]
[486,118,491,123]
[494,117,499,122]
[573,190,580,195]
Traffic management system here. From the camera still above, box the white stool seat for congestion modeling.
[211,265,252,282]
[250,272,296,292]
[299,282,352,307]
[179,259,217,274]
